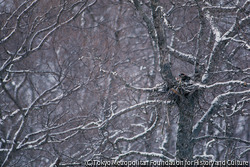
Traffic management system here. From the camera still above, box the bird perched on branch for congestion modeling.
[176,73,195,97]
[179,73,191,82]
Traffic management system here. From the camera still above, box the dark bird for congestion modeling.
[179,73,191,82]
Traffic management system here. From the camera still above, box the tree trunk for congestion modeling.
[176,94,195,161]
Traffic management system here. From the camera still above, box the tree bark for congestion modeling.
[176,93,196,161]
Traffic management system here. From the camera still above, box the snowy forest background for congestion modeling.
[0,0,249,166]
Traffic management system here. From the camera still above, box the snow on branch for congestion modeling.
[228,97,250,117]
[192,89,250,138]
[24,81,63,116]
[100,68,163,93]
[16,134,48,150]
[229,37,250,51]
[204,11,221,42]
[132,0,157,43]
[49,157,61,167]
[0,0,39,44]
[193,135,250,145]
[133,1,196,66]
[0,80,65,166]
[50,100,162,137]
[30,0,97,52]
[7,0,97,64]
[6,69,60,77]
[49,131,79,144]
[201,2,250,83]
[193,80,249,89]
[114,151,174,161]
[166,45,196,65]
[114,110,159,144]
[202,1,249,14]
[98,100,163,129]
[16,116,87,149]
